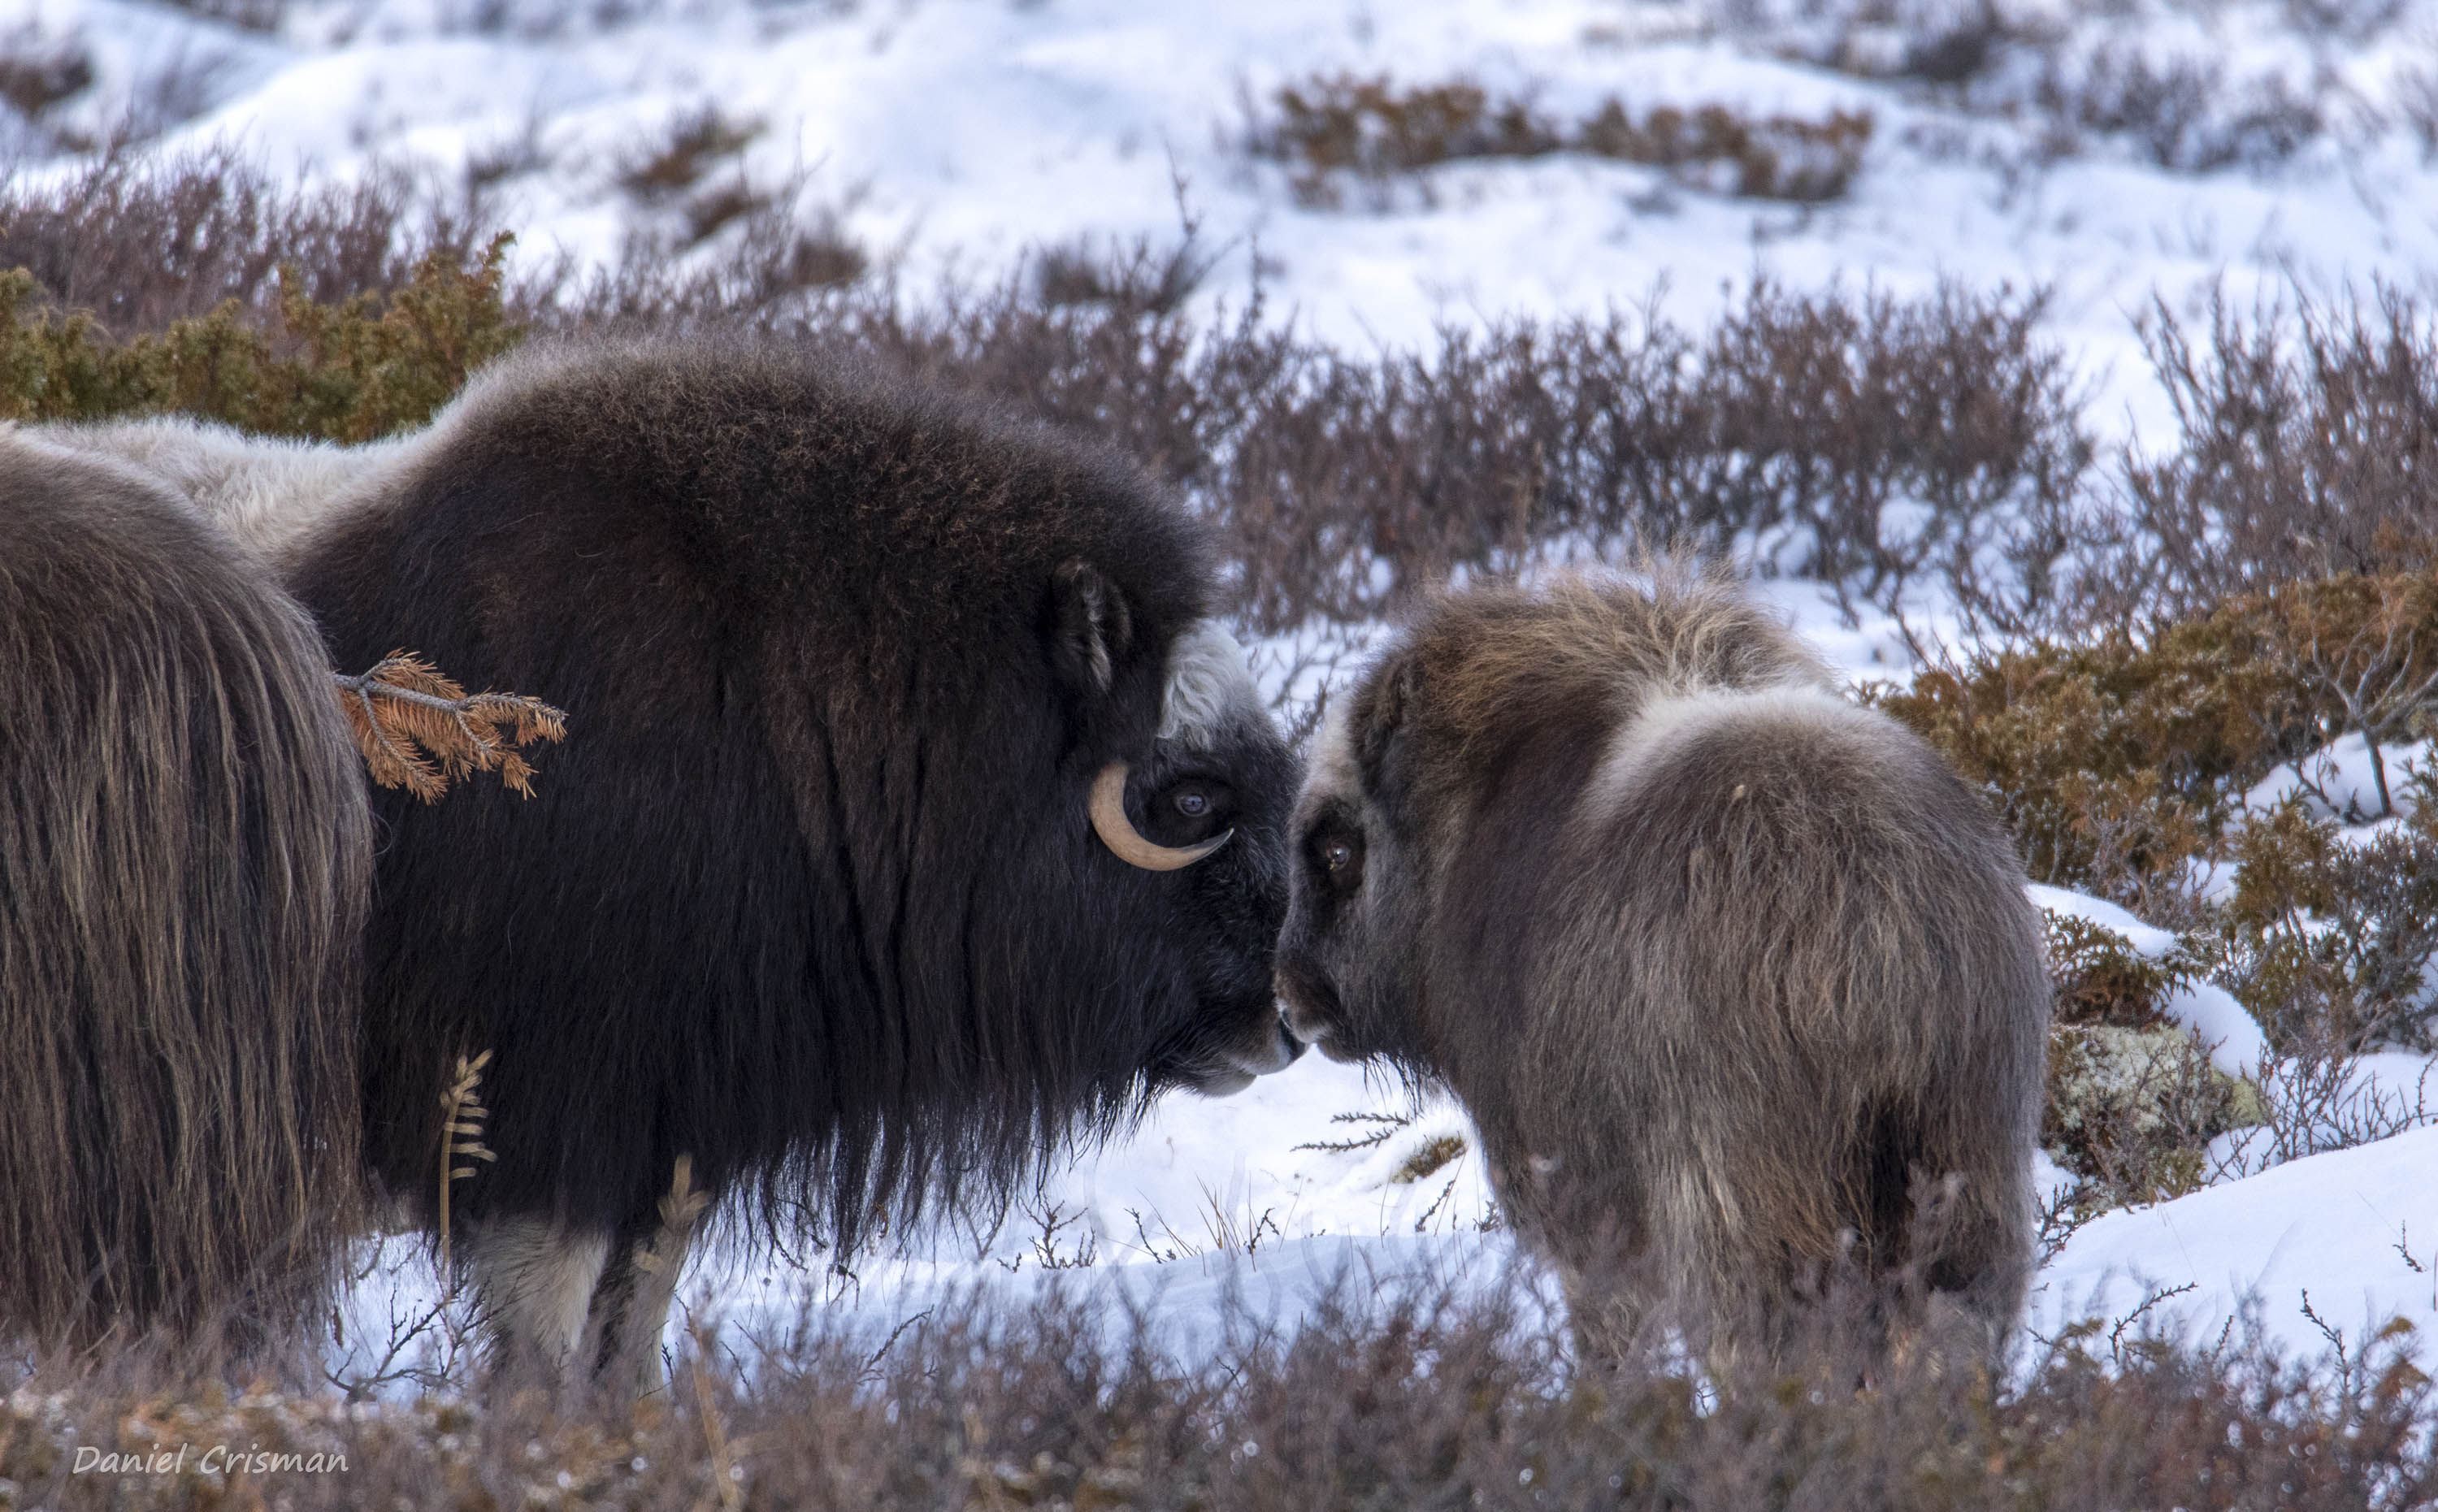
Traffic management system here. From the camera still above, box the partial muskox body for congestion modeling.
[1275,574,2048,1369]
[0,434,369,1345]
[57,343,1301,1387]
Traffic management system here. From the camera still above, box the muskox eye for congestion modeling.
[1175,792,1210,818]
[1324,840,1353,872]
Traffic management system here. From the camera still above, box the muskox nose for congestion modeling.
[1222,1014,1302,1079]
[1258,1012,1305,1071]
[1272,955,1338,1047]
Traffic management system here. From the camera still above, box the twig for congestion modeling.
[1293,1110,1411,1154]
[690,1323,744,1512]
[2299,1288,2354,1376]
[333,651,566,801]
[2108,1280,2197,1364]
[435,1051,497,1285]
[858,1309,933,1384]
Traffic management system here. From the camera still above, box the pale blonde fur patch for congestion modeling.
[17,417,414,562]
[1582,682,1872,824]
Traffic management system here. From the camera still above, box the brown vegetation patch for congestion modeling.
[617,104,763,205]
[2032,49,2325,174]
[6,1276,2436,1509]
[2105,284,2438,619]
[1875,570,2438,895]
[0,151,490,331]
[0,26,93,120]
[1252,72,1873,206]
[1883,572,2438,1057]
[0,235,520,440]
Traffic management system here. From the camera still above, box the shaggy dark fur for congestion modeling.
[1277,572,2050,1370]
[277,340,1299,1382]
[0,435,368,1345]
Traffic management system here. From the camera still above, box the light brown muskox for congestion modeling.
[1273,571,2050,1371]
[0,432,370,1346]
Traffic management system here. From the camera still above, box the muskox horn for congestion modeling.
[1091,761,1230,870]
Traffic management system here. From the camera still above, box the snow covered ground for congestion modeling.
[20,0,2434,1384]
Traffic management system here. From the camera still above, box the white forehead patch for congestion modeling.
[1157,620,1261,748]
[1307,694,1360,799]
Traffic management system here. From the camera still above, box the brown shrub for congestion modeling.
[0,154,2087,627]
[616,103,763,205]
[1032,230,1218,318]
[2101,284,2438,619]
[1252,72,1873,207]
[154,0,288,31]
[0,25,93,121]
[1875,570,2438,895]
[1580,98,1876,201]
[1883,571,2438,1055]
[0,152,496,333]
[0,235,521,440]
[2220,782,2438,1051]
[4,1271,2435,1509]
[712,275,2084,630]
[2032,49,2326,173]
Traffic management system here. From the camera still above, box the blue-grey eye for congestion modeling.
[1175,791,1211,818]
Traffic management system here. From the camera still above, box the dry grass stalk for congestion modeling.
[332,651,566,800]
[435,1049,496,1284]
[637,1156,709,1280]
[690,1315,744,1512]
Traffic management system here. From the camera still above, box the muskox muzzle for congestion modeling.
[1089,761,1232,870]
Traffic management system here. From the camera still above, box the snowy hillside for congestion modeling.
[12,0,2438,1394]
[9,0,2438,442]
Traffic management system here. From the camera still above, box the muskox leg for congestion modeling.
[461,1218,613,1383]
[582,1159,711,1398]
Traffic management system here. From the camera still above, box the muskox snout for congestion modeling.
[1274,955,1356,1061]
[1189,1013,1303,1098]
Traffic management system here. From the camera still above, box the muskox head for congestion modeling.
[1054,566,1304,1096]
[1272,649,1440,1073]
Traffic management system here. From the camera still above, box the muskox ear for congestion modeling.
[1050,558,1134,695]
[1351,649,1422,799]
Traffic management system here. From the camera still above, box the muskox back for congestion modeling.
[1278,571,2048,1371]
[0,435,368,1344]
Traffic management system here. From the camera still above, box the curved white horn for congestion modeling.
[1090,761,1231,871]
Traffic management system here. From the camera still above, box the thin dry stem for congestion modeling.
[436,1049,497,1284]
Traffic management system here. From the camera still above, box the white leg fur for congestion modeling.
[462,1218,612,1380]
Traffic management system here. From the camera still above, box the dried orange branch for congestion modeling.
[332,652,568,801]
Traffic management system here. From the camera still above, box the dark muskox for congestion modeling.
[0,432,369,1345]
[54,342,1303,1388]
[1274,573,2049,1369]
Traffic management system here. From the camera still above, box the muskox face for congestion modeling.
[1061,583,1305,1098]
[1272,658,1437,1072]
